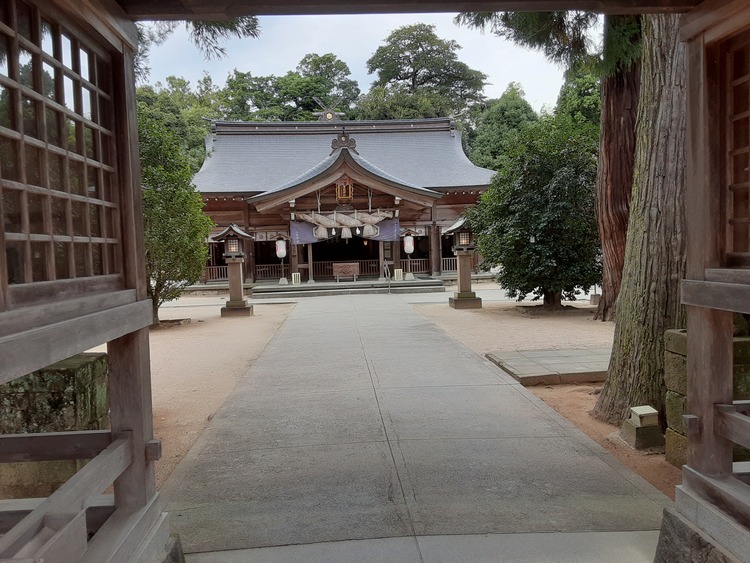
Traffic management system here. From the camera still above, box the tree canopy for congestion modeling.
[469,83,537,170]
[138,94,214,324]
[467,113,601,307]
[358,23,487,120]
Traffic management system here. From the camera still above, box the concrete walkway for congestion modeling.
[162,294,669,561]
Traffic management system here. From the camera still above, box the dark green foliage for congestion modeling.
[556,69,601,126]
[138,102,214,323]
[357,23,486,120]
[220,53,360,121]
[469,82,537,170]
[467,115,601,305]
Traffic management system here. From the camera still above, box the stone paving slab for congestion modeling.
[162,296,665,557]
[486,347,611,386]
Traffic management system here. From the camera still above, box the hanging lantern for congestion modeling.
[275,239,287,259]
[335,174,354,204]
[404,235,415,255]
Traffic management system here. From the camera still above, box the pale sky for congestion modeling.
[146,13,567,114]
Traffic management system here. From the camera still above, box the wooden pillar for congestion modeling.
[245,238,255,283]
[393,238,401,271]
[430,224,441,276]
[107,328,156,509]
[290,244,299,274]
[307,243,315,283]
[378,241,385,280]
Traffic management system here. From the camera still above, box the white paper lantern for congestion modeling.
[275,239,287,259]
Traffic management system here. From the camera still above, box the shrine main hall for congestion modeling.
[195,115,495,282]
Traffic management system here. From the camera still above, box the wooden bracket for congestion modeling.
[145,439,162,462]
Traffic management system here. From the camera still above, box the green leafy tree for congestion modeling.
[457,11,640,321]
[138,101,214,324]
[556,69,601,126]
[467,114,600,307]
[219,53,359,121]
[357,23,487,119]
[469,82,537,170]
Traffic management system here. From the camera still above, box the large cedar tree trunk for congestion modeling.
[594,60,640,321]
[593,14,686,426]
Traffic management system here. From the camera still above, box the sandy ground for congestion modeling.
[149,297,295,486]
[149,292,681,500]
[417,298,682,499]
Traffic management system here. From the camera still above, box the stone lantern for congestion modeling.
[212,224,254,317]
[447,220,482,309]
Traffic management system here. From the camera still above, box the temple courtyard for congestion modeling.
[151,287,673,562]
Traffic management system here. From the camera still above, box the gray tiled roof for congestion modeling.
[193,118,495,195]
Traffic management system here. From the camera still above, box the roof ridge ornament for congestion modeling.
[331,128,358,155]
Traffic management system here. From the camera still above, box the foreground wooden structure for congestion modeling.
[0,0,747,561]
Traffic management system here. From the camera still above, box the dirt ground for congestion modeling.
[417,296,682,499]
[150,292,681,500]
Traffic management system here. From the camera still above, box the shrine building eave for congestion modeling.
[248,148,443,213]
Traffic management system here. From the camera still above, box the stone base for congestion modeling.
[655,504,743,562]
[221,305,253,317]
[278,277,289,285]
[666,428,688,467]
[620,419,665,449]
[590,294,601,306]
[449,296,483,309]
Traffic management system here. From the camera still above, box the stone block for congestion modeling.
[629,405,659,427]
[665,351,688,395]
[666,428,687,468]
[449,296,482,309]
[0,353,108,498]
[620,419,665,450]
[664,329,688,357]
[221,305,254,317]
[666,391,687,435]
[654,507,739,563]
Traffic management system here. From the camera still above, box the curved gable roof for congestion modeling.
[193,118,495,195]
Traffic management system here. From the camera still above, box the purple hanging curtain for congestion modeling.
[290,221,320,245]
[367,218,400,241]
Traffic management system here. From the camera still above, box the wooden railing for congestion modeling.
[204,266,228,281]
[255,264,290,279]
[441,257,457,272]
[0,430,159,562]
[403,258,430,273]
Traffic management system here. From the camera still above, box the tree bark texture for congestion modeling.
[594,62,640,321]
[593,14,686,426]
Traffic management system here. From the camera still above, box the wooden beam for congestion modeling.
[715,405,750,451]
[117,0,701,20]
[0,496,116,535]
[0,437,132,558]
[0,300,151,385]
[12,510,87,562]
[682,279,750,315]
[704,268,750,285]
[0,431,112,463]
[681,0,750,42]
[683,466,750,529]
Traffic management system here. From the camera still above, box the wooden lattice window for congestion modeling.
[0,0,121,298]
[727,31,750,265]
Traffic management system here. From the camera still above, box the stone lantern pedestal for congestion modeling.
[449,250,482,309]
[221,257,253,317]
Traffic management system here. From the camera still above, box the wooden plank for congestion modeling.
[6,274,124,310]
[683,466,750,528]
[0,289,136,338]
[0,496,115,535]
[81,492,162,563]
[681,0,750,42]
[704,268,750,284]
[0,299,151,384]
[119,0,701,19]
[14,510,87,563]
[0,430,112,463]
[715,405,750,450]
[0,437,132,558]
[682,279,750,314]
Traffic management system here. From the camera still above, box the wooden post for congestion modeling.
[290,244,299,275]
[378,241,385,280]
[393,238,401,271]
[430,224,441,276]
[307,243,315,283]
[107,328,156,509]
[246,238,256,283]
